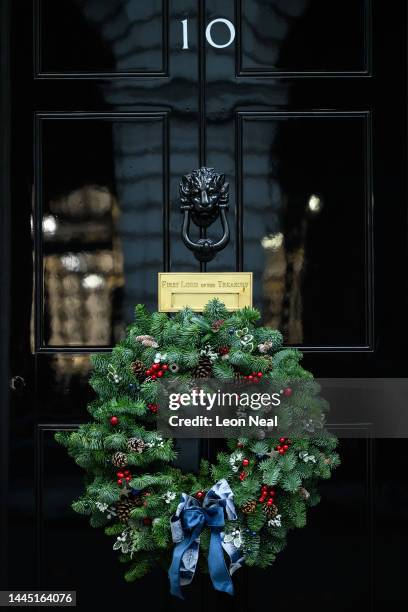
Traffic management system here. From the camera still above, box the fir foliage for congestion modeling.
[56,299,339,584]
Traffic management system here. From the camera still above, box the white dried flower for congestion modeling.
[268,514,282,528]
[163,491,176,504]
[223,528,242,549]
[299,451,316,463]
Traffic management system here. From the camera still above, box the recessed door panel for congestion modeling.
[36,427,205,610]
[238,113,371,348]
[246,439,373,611]
[36,0,168,76]
[37,114,169,348]
[238,0,369,75]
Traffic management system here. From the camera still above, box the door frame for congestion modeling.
[1,2,405,607]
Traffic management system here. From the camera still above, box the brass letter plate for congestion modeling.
[158,272,253,312]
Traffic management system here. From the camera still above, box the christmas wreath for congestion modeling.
[57,299,339,598]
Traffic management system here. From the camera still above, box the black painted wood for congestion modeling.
[0,0,11,591]
[2,1,408,610]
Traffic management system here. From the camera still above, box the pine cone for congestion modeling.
[116,498,139,522]
[263,503,278,519]
[127,437,146,454]
[299,486,310,500]
[258,341,273,354]
[233,372,247,387]
[112,451,128,468]
[131,360,146,380]
[263,355,273,370]
[193,356,213,379]
[241,500,257,515]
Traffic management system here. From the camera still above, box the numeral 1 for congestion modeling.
[181,19,189,49]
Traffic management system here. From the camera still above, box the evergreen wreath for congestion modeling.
[57,299,339,597]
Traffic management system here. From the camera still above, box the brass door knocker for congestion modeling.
[180,167,230,263]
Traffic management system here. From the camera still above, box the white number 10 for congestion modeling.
[181,18,236,50]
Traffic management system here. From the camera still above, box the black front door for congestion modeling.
[1,1,407,610]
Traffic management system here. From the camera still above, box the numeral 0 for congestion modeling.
[181,18,236,50]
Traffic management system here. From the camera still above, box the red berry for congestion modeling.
[157,370,163,378]
[125,476,131,482]
[162,364,168,371]
[117,472,124,478]
[279,448,285,455]
[267,499,273,506]
[248,375,254,381]
[257,372,263,377]
[151,375,157,380]
[117,479,123,486]
[242,458,249,467]
[196,491,204,499]
[279,437,285,443]
[124,470,130,476]
[110,416,119,426]
[239,471,247,481]
[283,387,293,397]
[283,444,289,451]
[153,363,160,370]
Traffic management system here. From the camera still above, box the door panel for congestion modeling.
[246,438,374,612]
[238,112,371,348]
[38,113,169,347]
[237,0,370,75]
[36,0,169,76]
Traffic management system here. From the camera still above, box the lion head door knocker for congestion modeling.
[180,167,230,263]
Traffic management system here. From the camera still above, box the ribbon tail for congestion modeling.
[221,537,245,576]
[208,529,234,596]
[169,529,201,599]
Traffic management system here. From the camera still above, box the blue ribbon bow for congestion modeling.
[168,479,242,599]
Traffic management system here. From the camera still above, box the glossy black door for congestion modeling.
[1,1,407,611]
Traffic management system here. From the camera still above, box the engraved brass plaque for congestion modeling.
[158,272,253,312]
